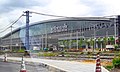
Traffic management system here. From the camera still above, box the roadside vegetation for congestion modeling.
[104,56,120,71]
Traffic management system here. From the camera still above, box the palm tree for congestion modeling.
[90,38,94,48]
[71,40,76,48]
[97,38,101,48]
[103,37,108,48]
[64,40,69,48]
[78,38,83,48]
[86,38,91,48]
[58,40,63,45]
[109,36,115,45]
[62,40,68,48]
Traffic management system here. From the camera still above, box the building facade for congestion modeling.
[0,17,118,51]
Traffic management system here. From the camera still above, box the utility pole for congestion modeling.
[117,15,120,47]
[22,10,31,56]
[0,37,2,50]
[24,11,30,54]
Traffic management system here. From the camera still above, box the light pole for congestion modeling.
[114,18,117,45]
[19,39,21,50]
[106,30,108,45]
[69,32,72,49]
[10,26,13,51]
[0,37,2,50]
[42,35,44,50]
[76,31,79,50]
[93,24,96,53]
[45,24,47,49]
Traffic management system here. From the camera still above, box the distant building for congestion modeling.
[0,17,118,50]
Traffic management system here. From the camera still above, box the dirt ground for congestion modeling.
[82,60,120,72]
[110,68,120,72]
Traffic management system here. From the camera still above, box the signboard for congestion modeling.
[51,24,68,33]
[33,46,40,50]
[106,45,114,49]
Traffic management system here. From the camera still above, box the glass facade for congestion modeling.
[18,20,113,37]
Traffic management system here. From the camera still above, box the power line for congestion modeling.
[0,14,23,33]
[0,27,10,33]
[10,14,23,26]
[0,21,14,30]
[0,20,18,30]
[30,11,118,19]
[30,11,72,18]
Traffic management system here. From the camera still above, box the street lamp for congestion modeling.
[41,35,44,50]
[92,24,96,53]
[69,32,72,49]
[76,31,79,50]
[10,26,13,51]
[114,18,117,45]
[45,24,47,49]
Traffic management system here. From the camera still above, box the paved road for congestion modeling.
[1,57,109,72]
[0,59,48,72]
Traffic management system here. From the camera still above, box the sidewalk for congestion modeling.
[0,56,109,72]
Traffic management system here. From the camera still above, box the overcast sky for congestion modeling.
[0,0,120,37]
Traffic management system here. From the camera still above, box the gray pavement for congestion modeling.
[0,59,48,72]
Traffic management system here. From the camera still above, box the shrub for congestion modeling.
[18,49,25,53]
[80,52,84,55]
[105,65,113,71]
[60,51,65,54]
[38,52,58,57]
[112,57,120,68]
[87,52,92,55]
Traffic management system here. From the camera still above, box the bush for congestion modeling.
[18,49,25,53]
[60,51,65,54]
[112,57,120,68]
[48,48,53,51]
[38,52,58,57]
[80,52,84,55]
[87,52,92,55]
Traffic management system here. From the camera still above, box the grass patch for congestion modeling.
[104,65,113,71]
[38,52,58,57]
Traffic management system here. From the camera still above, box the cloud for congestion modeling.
[0,0,49,14]
[1,0,120,37]
[100,0,120,16]
[80,0,120,16]
[47,0,91,17]
[79,0,106,16]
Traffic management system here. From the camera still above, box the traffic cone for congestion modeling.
[95,52,101,72]
[20,56,27,72]
[3,53,7,62]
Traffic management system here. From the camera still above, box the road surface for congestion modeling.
[0,59,48,72]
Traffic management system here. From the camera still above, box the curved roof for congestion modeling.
[31,17,110,26]
[2,17,111,39]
